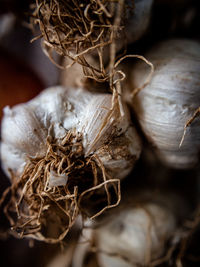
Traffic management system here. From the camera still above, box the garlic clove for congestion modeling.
[128,39,200,169]
[95,126,142,180]
[79,93,128,155]
[1,105,47,156]
[1,105,47,177]
[0,142,26,178]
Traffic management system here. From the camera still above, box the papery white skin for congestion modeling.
[128,39,200,169]
[95,202,176,267]
[1,106,47,177]
[1,86,141,183]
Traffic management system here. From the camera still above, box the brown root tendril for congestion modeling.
[30,0,135,83]
[180,107,200,147]
[1,131,120,243]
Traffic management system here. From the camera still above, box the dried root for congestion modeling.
[180,107,200,147]
[1,131,120,243]
[30,0,154,105]
[30,0,134,83]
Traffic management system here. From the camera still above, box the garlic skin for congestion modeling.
[125,0,153,44]
[1,86,141,182]
[128,39,200,169]
[91,0,154,63]
[1,105,47,177]
[95,201,176,267]
[112,0,154,49]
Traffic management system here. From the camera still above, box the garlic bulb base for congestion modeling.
[2,131,121,243]
[1,86,141,242]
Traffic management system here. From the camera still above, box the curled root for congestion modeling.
[30,0,134,82]
[2,131,120,243]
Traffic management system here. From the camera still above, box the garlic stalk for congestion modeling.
[1,86,141,242]
[128,39,200,169]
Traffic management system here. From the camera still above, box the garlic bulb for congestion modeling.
[128,39,200,169]
[1,86,141,241]
[1,86,141,180]
[71,191,185,267]
[95,199,176,267]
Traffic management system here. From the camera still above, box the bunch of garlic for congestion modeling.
[1,86,141,181]
[127,39,200,169]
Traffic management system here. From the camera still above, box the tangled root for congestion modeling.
[30,0,154,101]
[30,0,134,82]
[2,131,120,243]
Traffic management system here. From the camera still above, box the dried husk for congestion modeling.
[0,86,141,243]
[126,39,200,169]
